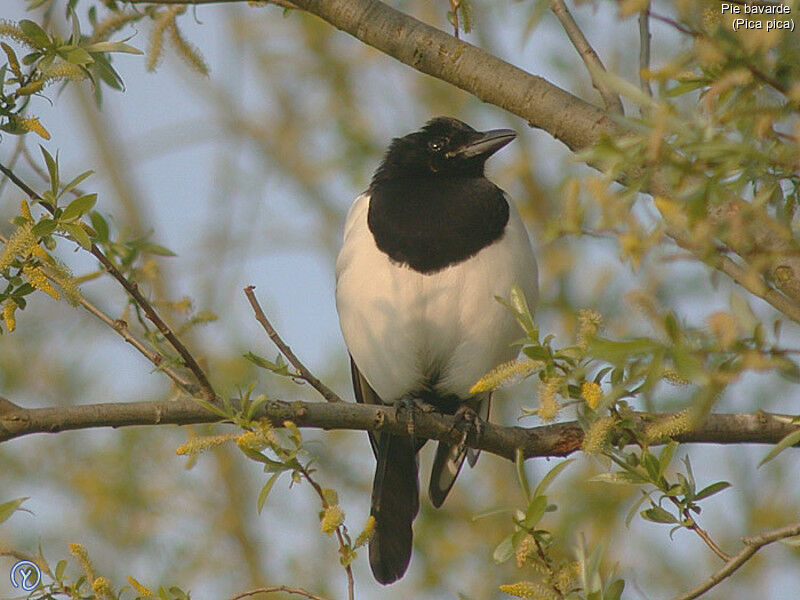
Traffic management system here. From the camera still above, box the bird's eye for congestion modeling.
[428,138,448,153]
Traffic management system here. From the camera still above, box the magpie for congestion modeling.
[335,116,539,584]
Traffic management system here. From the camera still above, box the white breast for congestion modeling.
[335,193,538,402]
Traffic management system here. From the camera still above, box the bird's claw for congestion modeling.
[451,404,484,457]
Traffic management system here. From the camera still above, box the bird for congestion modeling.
[335,116,539,584]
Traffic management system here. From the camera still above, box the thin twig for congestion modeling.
[244,286,343,403]
[611,408,732,562]
[677,502,731,561]
[550,0,624,115]
[448,0,461,38]
[0,137,26,198]
[649,11,699,36]
[638,3,653,109]
[230,585,330,600]
[295,461,355,600]
[674,521,800,600]
[0,232,196,394]
[0,161,216,400]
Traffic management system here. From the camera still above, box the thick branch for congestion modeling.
[1,396,797,462]
[675,521,800,600]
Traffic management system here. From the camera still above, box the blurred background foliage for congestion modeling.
[0,0,799,599]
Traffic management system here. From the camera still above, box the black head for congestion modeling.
[371,116,516,185]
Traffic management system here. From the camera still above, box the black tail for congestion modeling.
[369,432,419,584]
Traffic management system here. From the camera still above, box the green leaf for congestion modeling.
[257,472,281,514]
[515,448,531,502]
[641,506,678,524]
[589,337,660,363]
[0,497,28,524]
[509,285,536,336]
[83,41,144,55]
[604,579,625,600]
[55,559,67,581]
[658,441,678,478]
[758,428,800,467]
[19,20,50,48]
[140,242,177,257]
[40,145,58,198]
[694,481,731,501]
[492,533,514,564]
[590,471,648,485]
[62,222,91,250]
[60,169,93,196]
[63,47,93,66]
[89,211,109,242]
[532,458,574,499]
[61,193,97,222]
[244,351,291,375]
[32,218,57,238]
[523,495,547,529]
[665,79,704,97]
[624,493,649,527]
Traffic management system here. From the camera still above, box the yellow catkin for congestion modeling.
[167,19,209,76]
[537,378,561,422]
[499,581,558,600]
[354,515,375,547]
[127,576,153,597]
[22,264,60,299]
[69,543,95,583]
[176,433,238,457]
[92,577,114,600]
[470,359,543,394]
[707,311,738,350]
[0,223,37,271]
[40,61,87,85]
[3,300,17,332]
[555,561,581,592]
[0,21,36,48]
[576,309,602,349]
[45,261,82,306]
[644,409,694,443]
[581,416,615,455]
[581,381,603,410]
[662,369,691,386]
[320,505,345,534]
[515,534,537,568]
[147,10,174,72]
[15,81,45,97]
[236,420,278,452]
[91,11,143,43]
[20,199,31,220]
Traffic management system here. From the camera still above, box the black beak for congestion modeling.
[447,128,517,159]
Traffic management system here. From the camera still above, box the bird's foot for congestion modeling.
[394,396,434,448]
[451,404,485,461]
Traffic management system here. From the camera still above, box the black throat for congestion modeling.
[367,176,510,274]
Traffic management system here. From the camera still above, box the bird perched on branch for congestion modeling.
[335,116,538,584]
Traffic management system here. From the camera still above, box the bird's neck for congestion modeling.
[366,176,509,274]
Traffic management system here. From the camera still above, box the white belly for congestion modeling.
[335,194,539,402]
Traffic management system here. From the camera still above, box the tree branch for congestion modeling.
[1,395,797,462]
[0,161,215,400]
[674,521,800,600]
[124,0,800,325]
[244,286,343,403]
[0,231,196,394]
[549,0,624,115]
